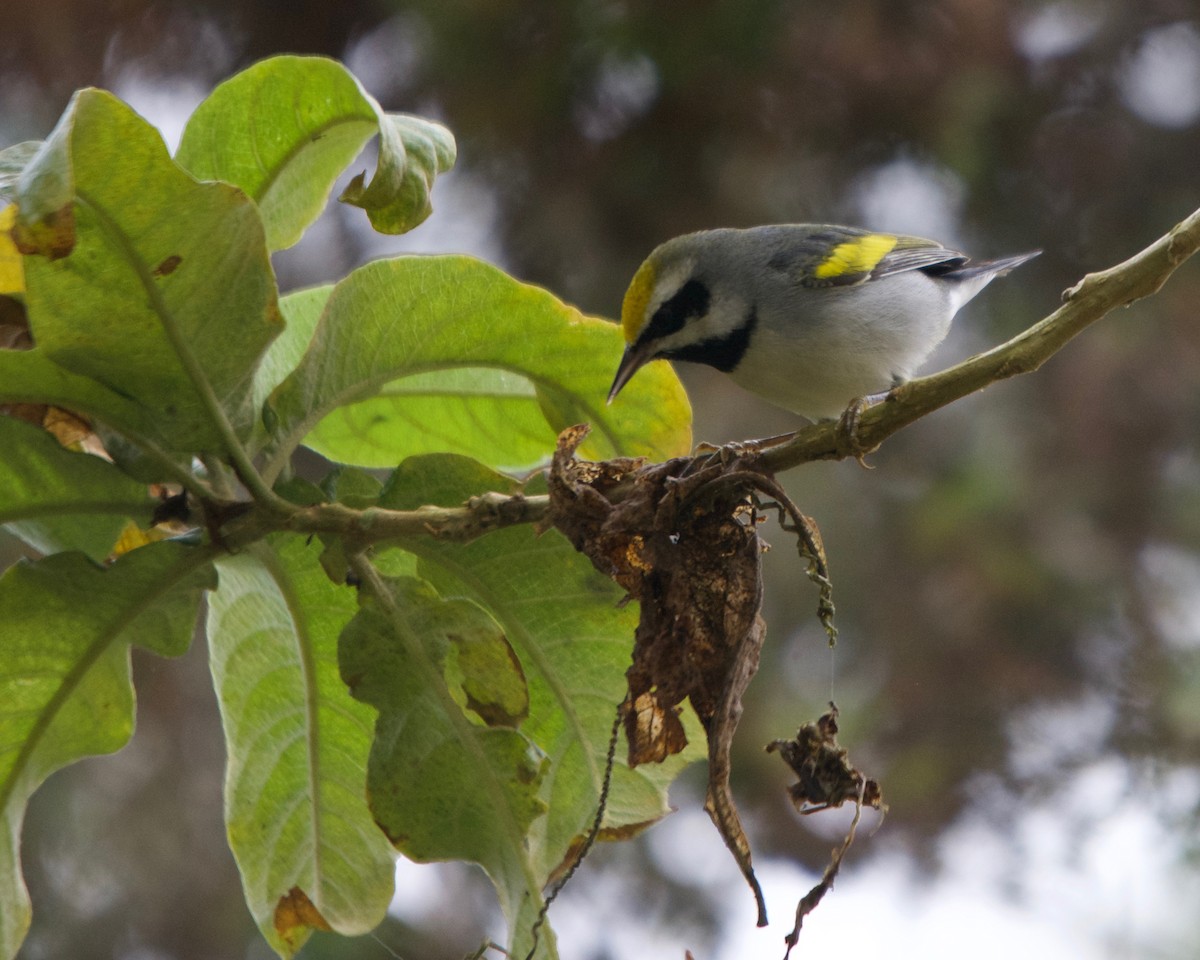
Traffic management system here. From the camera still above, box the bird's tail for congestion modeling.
[937,249,1040,313]
[945,249,1042,280]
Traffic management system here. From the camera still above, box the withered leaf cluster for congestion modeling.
[548,424,824,927]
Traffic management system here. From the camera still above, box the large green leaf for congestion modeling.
[340,575,545,933]
[205,537,394,958]
[0,543,213,960]
[176,55,455,250]
[0,416,153,561]
[264,256,691,476]
[13,88,281,452]
[369,454,701,956]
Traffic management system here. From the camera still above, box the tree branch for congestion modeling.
[225,204,1200,549]
[278,491,552,544]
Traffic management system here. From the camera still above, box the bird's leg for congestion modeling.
[835,397,874,469]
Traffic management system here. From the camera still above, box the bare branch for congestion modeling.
[279,492,552,544]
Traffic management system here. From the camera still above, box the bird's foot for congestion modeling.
[693,432,797,467]
[835,397,875,469]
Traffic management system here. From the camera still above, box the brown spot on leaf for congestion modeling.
[273,886,331,948]
[11,204,75,260]
[153,254,182,277]
[265,300,285,328]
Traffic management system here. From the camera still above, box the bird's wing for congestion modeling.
[871,234,969,278]
[787,230,968,288]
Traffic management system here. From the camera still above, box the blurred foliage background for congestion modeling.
[5,1,1200,958]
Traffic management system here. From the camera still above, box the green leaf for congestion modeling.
[176,55,455,250]
[13,88,282,452]
[337,113,456,236]
[340,573,547,941]
[318,465,382,508]
[305,367,566,472]
[371,454,701,955]
[0,416,153,561]
[264,256,691,476]
[254,285,330,431]
[206,537,394,958]
[0,542,213,960]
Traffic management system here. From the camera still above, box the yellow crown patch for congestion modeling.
[621,259,657,343]
[813,233,898,280]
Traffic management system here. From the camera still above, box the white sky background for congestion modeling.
[388,764,1200,960]
[109,8,1200,956]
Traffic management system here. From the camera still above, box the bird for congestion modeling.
[608,224,1040,421]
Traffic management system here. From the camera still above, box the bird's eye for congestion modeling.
[642,279,710,342]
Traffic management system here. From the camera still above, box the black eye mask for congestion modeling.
[640,279,711,342]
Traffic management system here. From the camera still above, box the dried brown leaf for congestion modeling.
[767,706,885,957]
[766,705,884,814]
[548,425,772,923]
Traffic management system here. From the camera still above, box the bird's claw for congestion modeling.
[835,397,875,469]
[692,432,797,468]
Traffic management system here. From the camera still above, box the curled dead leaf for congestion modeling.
[767,705,885,958]
[549,425,814,927]
[766,705,884,814]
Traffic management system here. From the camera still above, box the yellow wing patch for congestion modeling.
[813,233,898,281]
[621,258,657,343]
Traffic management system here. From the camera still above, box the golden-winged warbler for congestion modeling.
[608,225,1039,420]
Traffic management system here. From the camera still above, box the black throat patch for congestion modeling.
[661,306,757,373]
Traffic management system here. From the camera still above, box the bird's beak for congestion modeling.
[607,342,655,404]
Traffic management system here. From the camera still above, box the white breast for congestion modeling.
[727,271,957,419]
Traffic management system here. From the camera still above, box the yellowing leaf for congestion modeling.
[109,520,168,559]
[0,204,23,294]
